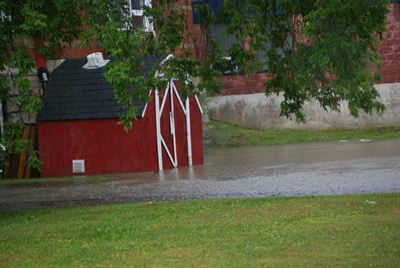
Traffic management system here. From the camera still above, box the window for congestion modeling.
[192,0,240,74]
[126,0,153,32]
[193,1,286,75]
[0,10,11,22]
[208,24,240,75]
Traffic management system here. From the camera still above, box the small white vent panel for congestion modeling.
[72,160,85,174]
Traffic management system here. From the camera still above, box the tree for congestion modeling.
[80,0,223,129]
[0,0,391,175]
[0,0,82,173]
[81,0,390,123]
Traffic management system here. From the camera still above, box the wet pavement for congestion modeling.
[1,139,400,211]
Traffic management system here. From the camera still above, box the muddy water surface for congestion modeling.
[1,139,400,211]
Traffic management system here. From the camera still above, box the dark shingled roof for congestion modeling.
[37,56,162,122]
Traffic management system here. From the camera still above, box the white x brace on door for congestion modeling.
[155,80,193,171]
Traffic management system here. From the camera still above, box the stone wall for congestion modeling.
[207,83,400,130]
[5,69,41,124]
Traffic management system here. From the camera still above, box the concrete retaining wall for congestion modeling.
[207,83,400,129]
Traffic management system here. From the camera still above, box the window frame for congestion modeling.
[126,0,153,32]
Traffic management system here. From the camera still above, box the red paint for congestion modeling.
[33,40,47,69]
[159,90,191,169]
[159,91,174,170]
[57,44,106,59]
[221,73,272,95]
[190,98,204,165]
[37,91,203,178]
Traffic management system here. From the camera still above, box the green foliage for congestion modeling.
[0,0,392,172]
[80,0,391,125]
[81,0,222,128]
[3,122,28,155]
[210,0,390,121]
[27,151,42,172]
[0,0,82,172]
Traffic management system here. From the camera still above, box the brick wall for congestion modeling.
[220,73,271,95]
[56,42,104,59]
[378,3,400,83]
[221,3,400,96]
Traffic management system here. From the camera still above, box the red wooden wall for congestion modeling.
[37,93,203,178]
[33,1,205,178]
[159,91,188,170]
[158,92,204,170]
[190,98,204,165]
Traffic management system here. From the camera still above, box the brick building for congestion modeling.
[207,2,400,129]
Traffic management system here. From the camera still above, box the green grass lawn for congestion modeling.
[1,194,399,267]
[205,120,400,149]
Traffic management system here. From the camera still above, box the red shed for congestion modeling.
[37,55,203,177]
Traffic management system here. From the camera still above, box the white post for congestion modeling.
[170,81,178,168]
[155,89,163,171]
[185,97,193,166]
[0,102,4,139]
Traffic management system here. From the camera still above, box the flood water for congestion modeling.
[115,139,400,184]
[1,139,400,211]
